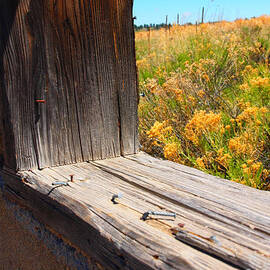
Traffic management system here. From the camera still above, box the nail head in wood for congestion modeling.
[36,99,46,103]
[111,193,123,204]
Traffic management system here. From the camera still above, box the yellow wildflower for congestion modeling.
[228,137,254,156]
[164,143,179,161]
[255,120,262,126]
[198,90,205,98]
[217,148,224,155]
[239,83,249,91]
[260,107,269,114]
[216,149,231,169]
[247,160,254,166]
[185,111,222,145]
[202,74,210,82]
[196,157,205,169]
[250,162,262,174]
[147,121,165,139]
[250,77,270,88]
[236,106,259,123]
[188,95,196,104]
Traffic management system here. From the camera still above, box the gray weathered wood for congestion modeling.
[1,152,270,269]
[0,0,138,171]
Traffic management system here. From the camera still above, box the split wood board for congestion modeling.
[2,152,270,269]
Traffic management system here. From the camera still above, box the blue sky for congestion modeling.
[133,0,270,25]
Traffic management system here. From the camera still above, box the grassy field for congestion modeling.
[136,16,270,190]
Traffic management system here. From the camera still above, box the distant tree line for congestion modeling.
[134,23,173,31]
[134,22,197,31]
[134,9,257,32]
[134,17,255,32]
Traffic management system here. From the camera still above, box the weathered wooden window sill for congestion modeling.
[2,152,270,269]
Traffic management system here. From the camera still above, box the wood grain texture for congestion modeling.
[0,0,138,171]
[109,0,139,154]
[2,152,270,269]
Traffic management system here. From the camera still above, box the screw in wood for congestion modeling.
[111,193,123,204]
[69,174,74,182]
[141,211,176,221]
[209,235,221,246]
[52,181,69,186]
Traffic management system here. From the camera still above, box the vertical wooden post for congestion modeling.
[201,7,205,24]
[148,26,151,54]
[0,0,139,171]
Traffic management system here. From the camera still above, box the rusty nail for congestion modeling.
[70,174,74,182]
[36,99,46,103]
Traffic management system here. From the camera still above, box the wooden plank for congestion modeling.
[0,0,138,171]
[0,1,39,170]
[124,153,270,205]
[1,153,269,269]
[75,0,121,160]
[110,0,139,155]
[91,155,270,269]
[30,0,84,168]
[0,1,17,170]
[2,169,234,270]
[94,155,270,235]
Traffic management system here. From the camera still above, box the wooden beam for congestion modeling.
[0,0,138,171]
[1,152,270,269]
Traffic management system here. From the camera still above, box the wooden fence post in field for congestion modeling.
[148,26,151,54]
[201,6,205,24]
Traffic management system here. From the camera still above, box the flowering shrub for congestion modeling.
[137,16,270,190]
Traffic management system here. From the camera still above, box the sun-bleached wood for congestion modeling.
[0,0,138,171]
[2,152,270,270]
[1,1,269,269]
